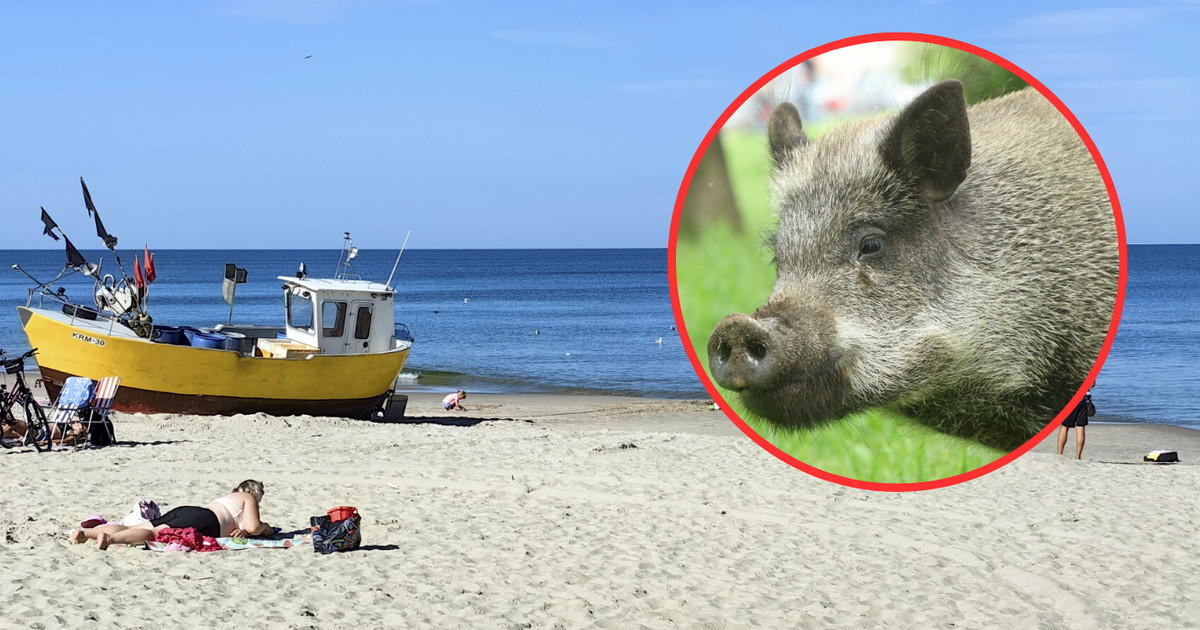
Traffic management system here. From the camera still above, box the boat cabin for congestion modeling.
[278,276,397,355]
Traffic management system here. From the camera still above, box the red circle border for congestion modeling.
[667,32,1129,492]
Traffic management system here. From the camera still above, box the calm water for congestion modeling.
[8,245,1200,426]
[1098,244,1200,429]
[0,248,704,398]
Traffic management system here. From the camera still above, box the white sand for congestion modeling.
[1,395,1198,628]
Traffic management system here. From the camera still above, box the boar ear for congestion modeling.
[768,102,808,167]
[881,80,971,203]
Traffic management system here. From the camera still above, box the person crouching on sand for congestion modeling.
[443,389,467,411]
[68,480,274,550]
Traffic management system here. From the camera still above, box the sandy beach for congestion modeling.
[2,393,1198,629]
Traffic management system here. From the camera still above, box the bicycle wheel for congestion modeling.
[4,396,50,452]
[21,398,52,453]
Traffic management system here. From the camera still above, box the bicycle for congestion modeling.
[0,349,51,452]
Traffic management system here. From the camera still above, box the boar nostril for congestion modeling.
[747,339,768,361]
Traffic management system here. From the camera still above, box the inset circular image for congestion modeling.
[670,34,1125,490]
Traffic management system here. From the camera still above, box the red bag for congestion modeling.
[327,506,358,523]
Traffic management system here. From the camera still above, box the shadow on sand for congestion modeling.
[371,415,525,428]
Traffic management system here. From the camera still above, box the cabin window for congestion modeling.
[354,305,373,340]
[322,301,347,337]
[287,292,313,330]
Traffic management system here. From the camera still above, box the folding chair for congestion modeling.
[48,377,93,449]
[83,376,120,447]
[48,376,121,449]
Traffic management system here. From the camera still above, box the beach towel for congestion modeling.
[152,527,222,552]
[145,533,312,552]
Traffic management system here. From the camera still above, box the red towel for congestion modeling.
[154,527,222,552]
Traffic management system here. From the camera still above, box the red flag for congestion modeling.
[143,244,156,284]
[133,254,146,291]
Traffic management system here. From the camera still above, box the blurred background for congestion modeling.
[674,40,1034,483]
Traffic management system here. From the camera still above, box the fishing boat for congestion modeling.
[15,180,414,419]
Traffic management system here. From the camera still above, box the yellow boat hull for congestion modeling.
[19,307,409,418]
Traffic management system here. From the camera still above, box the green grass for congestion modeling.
[675,129,1003,484]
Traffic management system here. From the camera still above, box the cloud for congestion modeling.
[1056,77,1200,123]
[989,7,1200,124]
[214,0,372,25]
[610,79,726,94]
[995,6,1174,38]
[490,30,607,49]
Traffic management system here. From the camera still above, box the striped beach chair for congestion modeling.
[85,377,121,447]
[48,376,120,449]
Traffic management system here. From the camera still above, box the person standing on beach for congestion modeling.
[443,390,467,411]
[1057,382,1096,459]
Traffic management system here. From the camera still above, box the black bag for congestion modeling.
[87,417,115,447]
[310,509,361,553]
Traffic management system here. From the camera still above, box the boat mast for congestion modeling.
[386,229,412,290]
[335,232,350,279]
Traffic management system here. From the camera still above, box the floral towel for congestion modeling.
[145,534,311,552]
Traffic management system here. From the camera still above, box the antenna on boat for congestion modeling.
[386,229,413,290]
[335,232,351,278]
[335,233,360,280]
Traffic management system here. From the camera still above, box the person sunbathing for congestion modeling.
[3,415,116,447]
[68,479,273,550]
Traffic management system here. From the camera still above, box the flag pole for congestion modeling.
[228,283,237,325]
[142,243,150,316]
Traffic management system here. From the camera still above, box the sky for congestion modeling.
[1,1,1197,249]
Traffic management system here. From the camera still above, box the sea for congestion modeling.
[3,245,1199,429]
[1098,244,1200,429]
[0,248,706,399]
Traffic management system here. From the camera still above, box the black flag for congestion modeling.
[81,177,97,216]
[81,177,118,249]
[64,235,88,269]
[40,207,60,241]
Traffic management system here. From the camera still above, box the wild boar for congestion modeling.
[706,80,1119,450]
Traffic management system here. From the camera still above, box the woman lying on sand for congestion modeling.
[68,480,273,550]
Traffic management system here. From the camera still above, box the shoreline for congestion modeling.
[11,362,1200,459]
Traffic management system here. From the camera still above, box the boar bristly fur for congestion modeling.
[707,80,1119,451]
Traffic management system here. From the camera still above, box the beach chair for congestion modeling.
[84,376,120,447]
[48,376,120,448]
[48,377,92,448]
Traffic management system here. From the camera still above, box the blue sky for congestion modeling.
[1,1,1196,249]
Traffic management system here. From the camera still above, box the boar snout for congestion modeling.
[709,305,849,427]
[708,314,781,391]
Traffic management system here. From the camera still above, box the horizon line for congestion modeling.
[0,243,1183,250]
[0,246,671,251]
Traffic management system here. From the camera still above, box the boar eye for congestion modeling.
[858,234,886,261]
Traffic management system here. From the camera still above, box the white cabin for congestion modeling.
[280,276,399,355]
